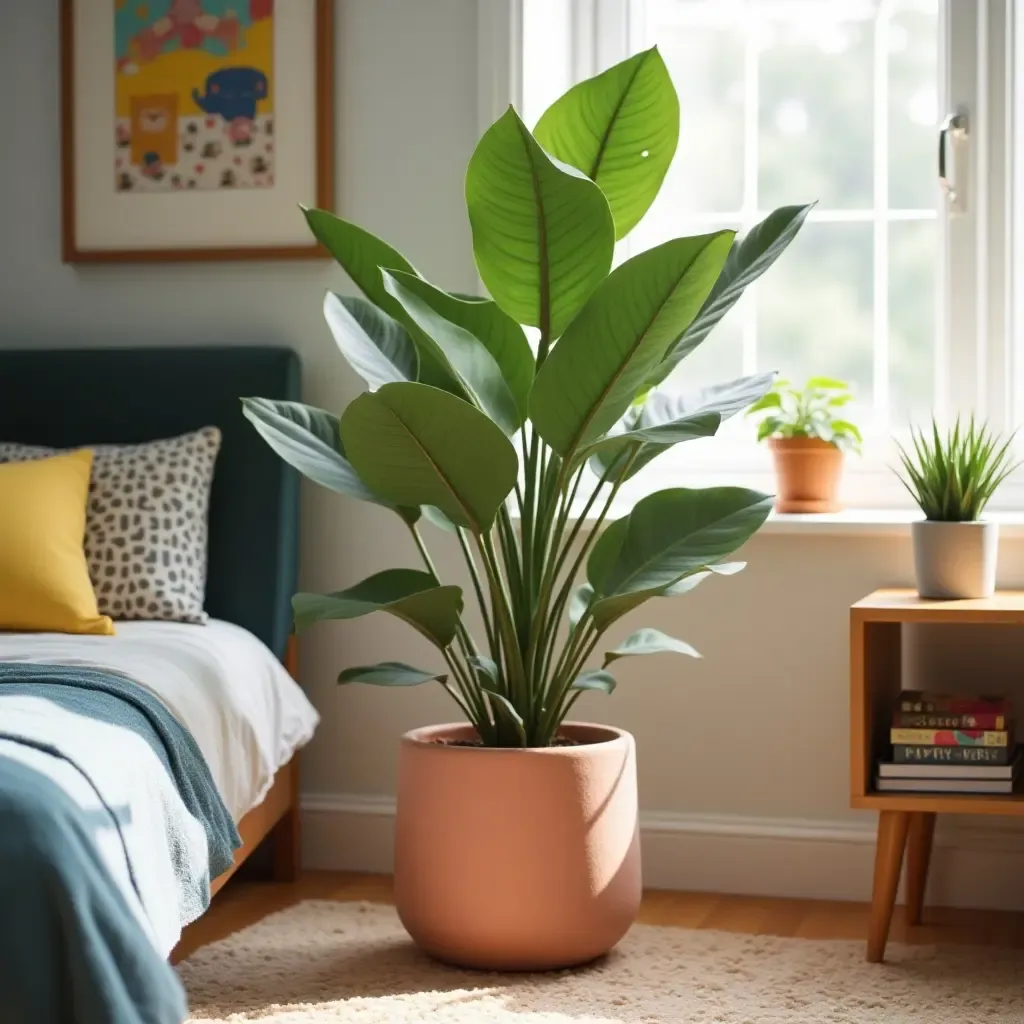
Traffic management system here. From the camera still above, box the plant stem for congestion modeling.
[554,462,587,540]
[534,446,639,741]
[537,619,597,744]
[478,531,527,707]
[548,459,618,589]
[441,647,492,741]
[407,523,492,728]
[409,523,475,654]
[537,452,634,692]
[456,527,495,653]
[497,506,527,645]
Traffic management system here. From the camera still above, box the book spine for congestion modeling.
[890,728,1010,747]
[899,694,1010,714]
[894,711,1007,730]
[892,744,1011,765]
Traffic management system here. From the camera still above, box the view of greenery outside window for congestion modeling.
[524,0,939,455]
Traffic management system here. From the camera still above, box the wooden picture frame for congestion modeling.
[60,0,334,263]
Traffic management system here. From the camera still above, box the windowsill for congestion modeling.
[763,510,1024,537]
[558,503,1024,537]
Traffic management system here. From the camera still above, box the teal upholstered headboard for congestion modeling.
[0,347,300,658]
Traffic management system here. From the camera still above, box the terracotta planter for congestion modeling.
[768,436,844,513]
[394,722,641,971]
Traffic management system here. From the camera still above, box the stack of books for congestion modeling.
[876,690,1020,794]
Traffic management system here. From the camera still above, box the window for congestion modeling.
[505,0,1015,508]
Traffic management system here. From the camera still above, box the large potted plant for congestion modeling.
[747,377,862,512]
[243,48,809,971]
[896,416,1018,599]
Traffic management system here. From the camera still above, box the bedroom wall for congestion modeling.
[4,0,1024,911]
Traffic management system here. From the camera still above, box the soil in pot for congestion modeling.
[394,722,641,972]
[769,436,844,513]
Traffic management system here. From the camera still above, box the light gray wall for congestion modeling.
[6,0,1024,908]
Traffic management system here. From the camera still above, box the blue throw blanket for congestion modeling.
[0,663,242,1024]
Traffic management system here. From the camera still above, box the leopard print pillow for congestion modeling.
[0,428,221,623]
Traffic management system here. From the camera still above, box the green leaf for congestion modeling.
[757,416,784,442]
[585,412,721,483]
[585,516,629,597]
[644,373,777,427]
[323,292,417,390]
[568,583,595,629]
[806,376,849,390]
[339,382,519,532]
[587,372,775,481]
[832,419,863,441]
[302,207,418,321]
[588,562,744,632]
[338,662,446,687]
[663,561,745,594]
[745,391,783,415]
[603,628,700,667]
[420,505,459,532]
[584,489,769,631]
[466,106,614,339]
[592,487,772,598]
[469,655,500,686]
[645,204,813,389]
[379,272,534,421]
[571,669,617,695]
[381,270,520,433]
[293,568,463,648]
[241,397,418,523]
[482,689,527,746]
[534,47,679,240]
[530,231,734,457]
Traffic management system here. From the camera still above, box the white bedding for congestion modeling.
[0,619,319,822]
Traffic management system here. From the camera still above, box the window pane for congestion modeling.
[645,13,745,215]
[759,6,875,210]
[523,0,944,449]
[757,221,874,402]
[888,2,940,209]
[889,218,937,425]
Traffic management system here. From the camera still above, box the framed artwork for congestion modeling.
[60,0,334,262]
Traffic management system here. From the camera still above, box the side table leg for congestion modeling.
[867,810,910,962]
[904,812,936,926]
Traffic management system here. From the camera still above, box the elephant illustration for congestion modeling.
[192,67,268,123]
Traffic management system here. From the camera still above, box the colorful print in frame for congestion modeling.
[61,0,333,261]
[115,1,275,193]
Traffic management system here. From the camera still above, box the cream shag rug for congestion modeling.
[180,900,1024,1023]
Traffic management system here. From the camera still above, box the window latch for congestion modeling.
[938,112,968,211]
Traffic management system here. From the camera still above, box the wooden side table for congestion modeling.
[851,588,1024,962]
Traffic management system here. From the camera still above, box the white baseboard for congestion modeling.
[300,792,1024,911]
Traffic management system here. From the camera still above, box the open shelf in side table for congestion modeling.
[850,589,1024,962]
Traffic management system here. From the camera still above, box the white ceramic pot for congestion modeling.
[911,520,999,599]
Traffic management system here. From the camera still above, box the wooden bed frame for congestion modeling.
[175,635,301,956]
[213,635,300,896]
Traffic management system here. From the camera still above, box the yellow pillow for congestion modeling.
[0,449,114,635]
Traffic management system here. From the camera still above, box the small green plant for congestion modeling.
[895,416,1019,521]
[746,377,862,452]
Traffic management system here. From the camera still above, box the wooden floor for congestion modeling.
[173,871,1024,964]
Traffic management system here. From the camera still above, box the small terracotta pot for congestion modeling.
[768,436,844,513]
[394,722,641,971]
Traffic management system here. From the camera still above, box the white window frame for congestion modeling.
[481,0,1019,511]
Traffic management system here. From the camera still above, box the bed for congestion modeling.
[0,346,318,1022]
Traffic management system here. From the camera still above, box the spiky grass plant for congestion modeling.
[895,416,1019,522]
